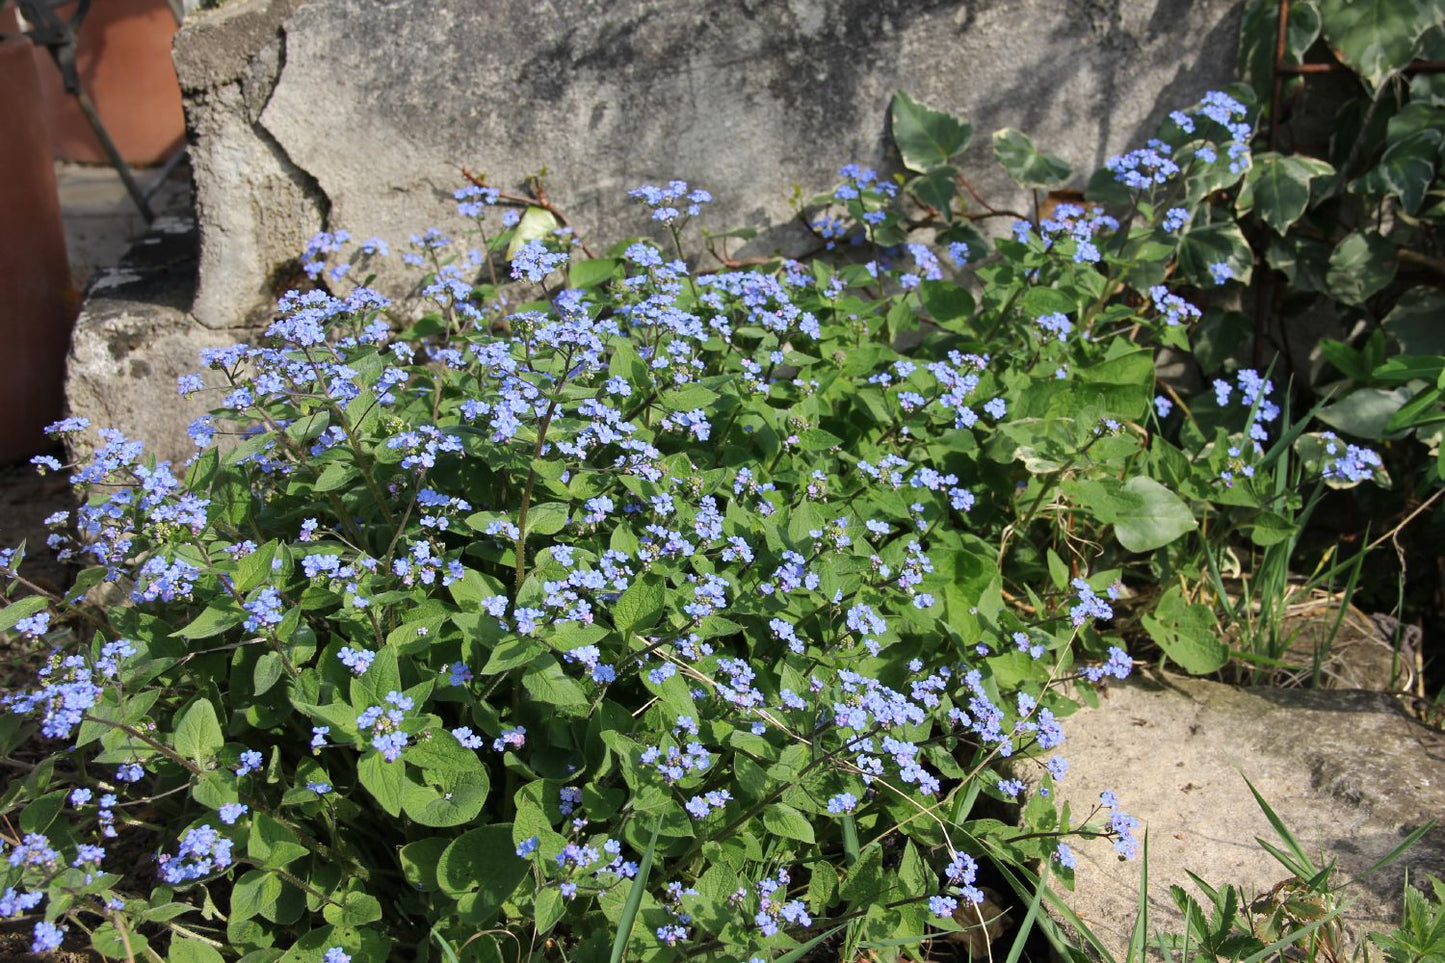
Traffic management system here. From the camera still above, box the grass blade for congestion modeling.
[609,821,660,963]
[1003,861,1049,963]
[1237,911,1341,963]
[1242,774,1317,877]
[775,922,849,963]
[841,813,860,867]
[1125,829,1150,963]
[430,922,462,963]
[1359,819,1437,879]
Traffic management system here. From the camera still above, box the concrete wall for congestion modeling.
[176,0,1243,329]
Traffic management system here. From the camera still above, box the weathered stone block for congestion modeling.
[178,0,1243,328]
[1040,671,1445,957]
[64,216,234,466]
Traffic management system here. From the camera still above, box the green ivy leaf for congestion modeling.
[1384,287,1445,355]
[1325,231,1396,305]
[1355,130,1442,215]
[1319,0,1437,91]
[1242,153,1333,234]
[1316,386,1413,439]
[907,168,957,214]
[1178,222,1254,288]
[992,128,1072,188]
[890,91,972,173]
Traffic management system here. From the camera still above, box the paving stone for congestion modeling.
[1039,670,1445,958]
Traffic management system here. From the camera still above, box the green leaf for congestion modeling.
[526,501,569,536]
[1317,386,1412,439]
[230,869,282,923]
[0,595,47,634]
[1386,385,1445,433]
[992,128,1072,188]
[1246,511,1298,547]
[1069,477,1196,552]
[314,461,358,493]
[798,428,844,451]
[168,939,225,963]
[1319,0,1436,90]
[1178,222,1254,287]
[1326,230,1395,305]
[253,651,285,696]
[400,837,450,892]
[522,657,590,711]
[323,890,383,926]
[234,540,281,593]
[505,206,560,260]
[401,767,488,827]
[1384,287,1445,355]
[19,790,66,835]
[1114,477,1196,552]
[612,575,665,636]
[761,803,816,843]
[918,280,975,326]
[479,636,543,675]
[438,824,528,913]
[173,699,224,766]
[568,257,618,289]
[890,90,972,173]
[1142,585,1228,674]
[840,845,885,903]
[533,887,566,934]
[357,753,405,817]
[172,600,246,640]
[1244,153,1332,234]
[247,813,308,869]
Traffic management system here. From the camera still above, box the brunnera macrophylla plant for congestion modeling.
[0,87,1384,962]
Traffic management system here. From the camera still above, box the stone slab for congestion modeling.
[175,0,1242,330]
[63,212,235,467]
[1043,671,1445,958]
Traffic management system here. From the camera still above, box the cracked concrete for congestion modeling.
[175,0,1243,329]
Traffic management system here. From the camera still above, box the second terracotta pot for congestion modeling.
[32,0,185,165]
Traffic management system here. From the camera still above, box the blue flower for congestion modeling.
[31,920,65,954]
[219,803,249,825]
[929,895,958,917]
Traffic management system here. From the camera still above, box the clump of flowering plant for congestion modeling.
[0,86,1384,961]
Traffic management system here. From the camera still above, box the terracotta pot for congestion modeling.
[0,12,76,461]
[32,0,185,165]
